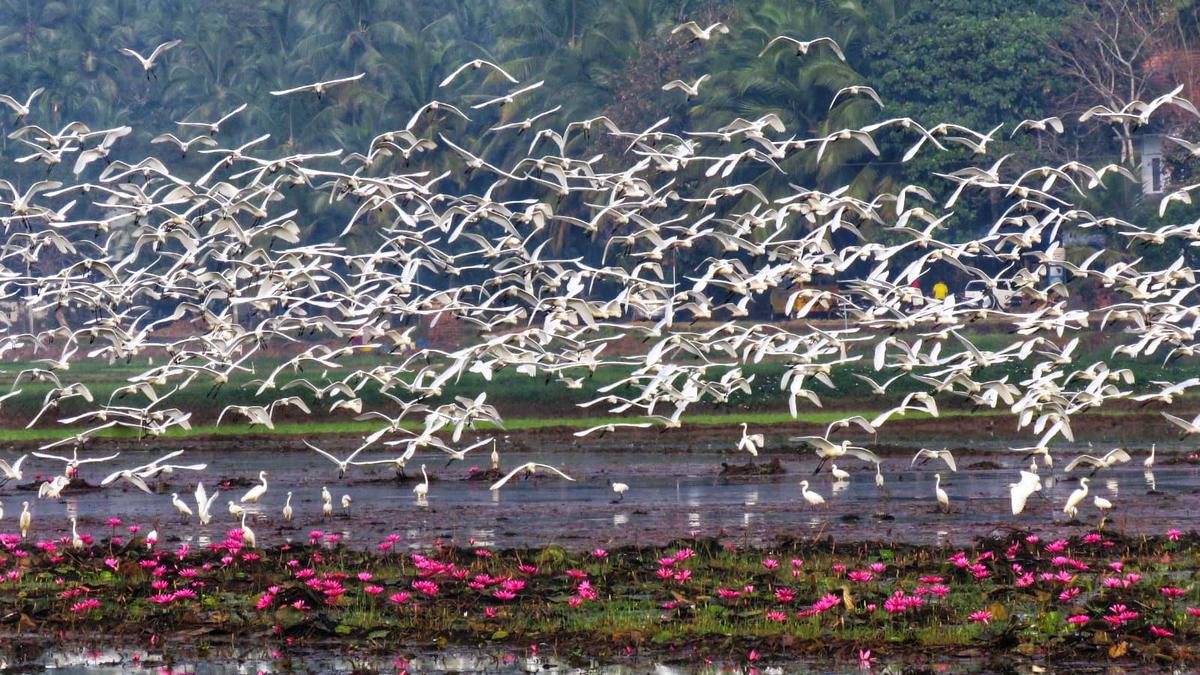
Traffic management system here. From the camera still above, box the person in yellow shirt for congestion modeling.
[933,280,948,300]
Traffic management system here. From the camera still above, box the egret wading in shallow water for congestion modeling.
[1064,478,1090,518]
[830,464,850,481]
[413,465,430,501]
[171,493,193,519]
[19,502,30,538]
[241,471,268,504]
[800,480,826,509]
[240,512,255,548]
[934,474,950,513]
[609,479,629,503]
[70,516,83,550]
[282,492,293,521]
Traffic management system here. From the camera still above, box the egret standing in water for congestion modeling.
[282,491,293,521]
[240,471,269,503]
[800,480,826,508]
[240,512,256,548]
[934,474,950,513]
[171,493,193,519]
[413,465,430,502]
[1064,477,1090,518]
[609,479,629,503]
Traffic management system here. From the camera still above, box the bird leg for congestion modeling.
[812,456,829,475]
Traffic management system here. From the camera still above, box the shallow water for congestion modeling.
[5,438,1196,550]
[0,642,1131,674]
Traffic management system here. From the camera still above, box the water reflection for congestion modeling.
[0,641,1128,673]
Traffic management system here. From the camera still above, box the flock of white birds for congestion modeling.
[0,24,1196,542]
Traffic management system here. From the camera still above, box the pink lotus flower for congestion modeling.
[969,610,992,624]
[1066,614,1089,625]
[1186,607,1200,617]
[1167,529,1182,542]
[1161,586,1185,598]
[762,558,778,569]
[592,548,608,559]
[412,580,439,596]
[774,588,795,603]
[765,610,787,622]
[364,585,384,595]
[1058,587,1080,602]
[70,598,100,613]
[848,571,873,583]
[388,592,411,605]
[869,562,886,573]
[1103,604,1139,627]
[1150,625,1174,638]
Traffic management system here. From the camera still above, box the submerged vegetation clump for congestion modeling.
[2,526,1199,667]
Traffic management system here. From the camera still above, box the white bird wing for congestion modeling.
[124,473,153,494]
[1161,411,1198,434]
[938,450,957,472]
[303,440,344,466]
[149,39,182,62]
[76,452,121,465]
[845,446,881,464]
[790,436,835,454]
[489,462,575,491]
[1104,448,1132,465]
[1063,455,1101,472]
